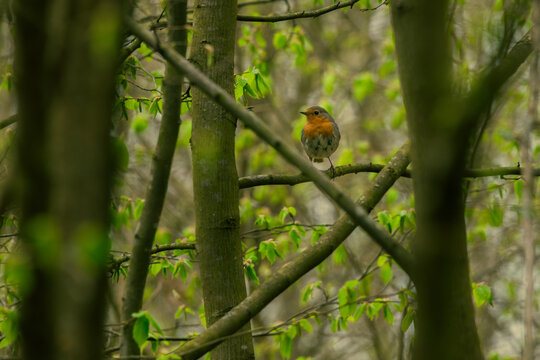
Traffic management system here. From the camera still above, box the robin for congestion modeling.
[300,105,341,176]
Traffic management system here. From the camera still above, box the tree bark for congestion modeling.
[120,0,188,357]
[390,1,483,359]
[13,1,124,359]
[522,2,539,359]
[190,0,255,359]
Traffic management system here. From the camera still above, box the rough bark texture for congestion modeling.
[390,1,483,359]
[13,1,124,359]
[120,1,188,356]
[522,2,539,359]
[190,1,255,359]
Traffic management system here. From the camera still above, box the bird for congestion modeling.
[300,105,341,177]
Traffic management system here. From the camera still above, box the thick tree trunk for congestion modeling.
[120,1,188,356]
[13,1,124,359]
[190,0,255,358]
[390,1,483,359]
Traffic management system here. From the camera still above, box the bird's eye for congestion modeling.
[314,111,319,115]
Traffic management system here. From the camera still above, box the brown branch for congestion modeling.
[109,241,196,270]
[119,1,188,357]
[239,164,540,189]
[151,0,388,28]
[237,0,388,22]
[119,38,142,64]
[0,114,17,130]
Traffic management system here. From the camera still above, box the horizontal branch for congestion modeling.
[237,0,388,22]
[150,0,388,28]
[125,17,413,359]
[239,164,539,188]
[109,241,196,270]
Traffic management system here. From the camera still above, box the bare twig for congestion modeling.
[236,0,388,22]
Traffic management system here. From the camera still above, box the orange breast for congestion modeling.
[303,119,334,139]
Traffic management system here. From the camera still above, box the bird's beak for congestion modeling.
[300,111,307,115]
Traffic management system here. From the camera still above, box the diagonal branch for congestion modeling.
[460,32,532,131]
[174,144,410,359]
[236,0,388,22]
[0,114,17,130]
[126,17,414,276]
[119,2,188,357]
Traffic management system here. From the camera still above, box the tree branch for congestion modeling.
[109,241,196,271]
[126,16,414,274]
[239,164,540,189]
[236,0,388,22]
[120,2,188,357]
[0,114,17,130]
[460,31,533,131]
[150,0,388,29]
[174,143,411,359]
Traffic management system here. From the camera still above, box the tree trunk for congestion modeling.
[120,0,188,356]
[390,1,483,359]
[190,0,255,358]
[13,1,124,359]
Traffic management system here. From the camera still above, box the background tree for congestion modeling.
[11,1,125,359]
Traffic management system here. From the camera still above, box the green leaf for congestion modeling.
[382,304,394,325]
[289,228,302,248]
[299,319,312,333]
[401,307,414,332]
[366,302,383,320]
[273,32,288,49]
[279,207,289,224]
[279,333,293,359]
[377,212,391,232]
[132,316,150,351]
[0,310,18,349]
[487,206,503,227]
[473,283,493,307]
[286,324,298,339]
[514,179,523,200]
[323,72,336,95]
[132,115,149,134]
[245,263,260,284]
[338,288,350,317]
[333,244,347,264]
[352,72,376,102]
[353,303,367,321]
[288,206,296,217]
[112,137,130,172]
[380,262,393,285]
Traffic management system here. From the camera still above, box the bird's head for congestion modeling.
[300,106,332,124]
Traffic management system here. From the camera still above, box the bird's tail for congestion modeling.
[313,158,324,163]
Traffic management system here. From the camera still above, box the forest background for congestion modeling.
[0,0,538,359]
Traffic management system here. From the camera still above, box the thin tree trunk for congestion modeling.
[190,0,255,358]
[522,2,538,359]
[120,1,188,356]
[13,1,124,359]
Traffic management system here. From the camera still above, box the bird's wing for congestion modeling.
[332,122,341,142]
[301,127,306,144]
